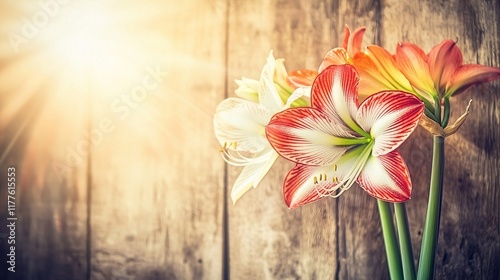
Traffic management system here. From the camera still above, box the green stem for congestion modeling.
[417,136,445,280]
[378,200,403,279]
[441,97,451,128]
[424,108,439,123]
[433,96,441,125]
[395,203,416,280]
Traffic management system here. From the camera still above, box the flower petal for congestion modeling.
[312,65,363,134]
[235,77,260,102]
[366,46,415,92]
[446,64,500,96]
[427,40,462,93]
[283,164,332,208]
[231,151,279,203]
[357,150,412,202]
[351,52,404,101]
[284,144,369,208]
[395,42,436,98]
[287,69,318,88]
[356,91,424,156]
[319,48,349,73]
[341,24,351,50]
[259,51,285,112]
[266,107,352,166]
[347,26,366,57]
[214,98,271,153]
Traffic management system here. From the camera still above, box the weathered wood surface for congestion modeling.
[0,0,499,279]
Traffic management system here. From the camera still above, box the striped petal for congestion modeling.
[446,64,500,96]
[395,42,436,98]
[283,164,333,208]
[357,150,412,202]
[284,144,369,208]
[214,98,271,153]
[312,65,363,134]
[266,107,353,166]
[356,91,424,156]
[231,151,279,203]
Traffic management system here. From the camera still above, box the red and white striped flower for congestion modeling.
[266,65,424,208]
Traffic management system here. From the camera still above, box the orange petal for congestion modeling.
[347,26,366,56]
[319,48,349,72]
[350,52,397,95]
[428,40,462,92]
[395,42,436,97]
[287,69,318,88]
[446,64,500,96]
[365,45,414,92]
[342,25,351,50]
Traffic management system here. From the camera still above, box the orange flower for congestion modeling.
[353,40,500,102]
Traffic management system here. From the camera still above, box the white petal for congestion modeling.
[214,98,271,153]
[258,51,285,113]
[283,87,310,109]
[231,151,279,203]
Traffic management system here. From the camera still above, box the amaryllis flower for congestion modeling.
[396,40,500,98]
[287,25,366,88]
[353,40,500,102]
[214,51,307,203]
[266,65,424,208]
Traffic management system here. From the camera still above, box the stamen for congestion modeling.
[315,143,374,199]
[218,141,269,166]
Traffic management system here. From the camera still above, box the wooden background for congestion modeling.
[0,0,498,279]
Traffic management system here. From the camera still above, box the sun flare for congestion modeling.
[0,0,177,183]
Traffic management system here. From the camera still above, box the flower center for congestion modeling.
[314,141,374,198]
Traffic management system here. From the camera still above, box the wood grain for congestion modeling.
[0,0,498,279]
[88,1,227,279]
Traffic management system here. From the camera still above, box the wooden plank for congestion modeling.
[0,5,90,276]
[0,98,89,280]
[226,1,340,279]
[381,0,500,278]
[89,1,226,279]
